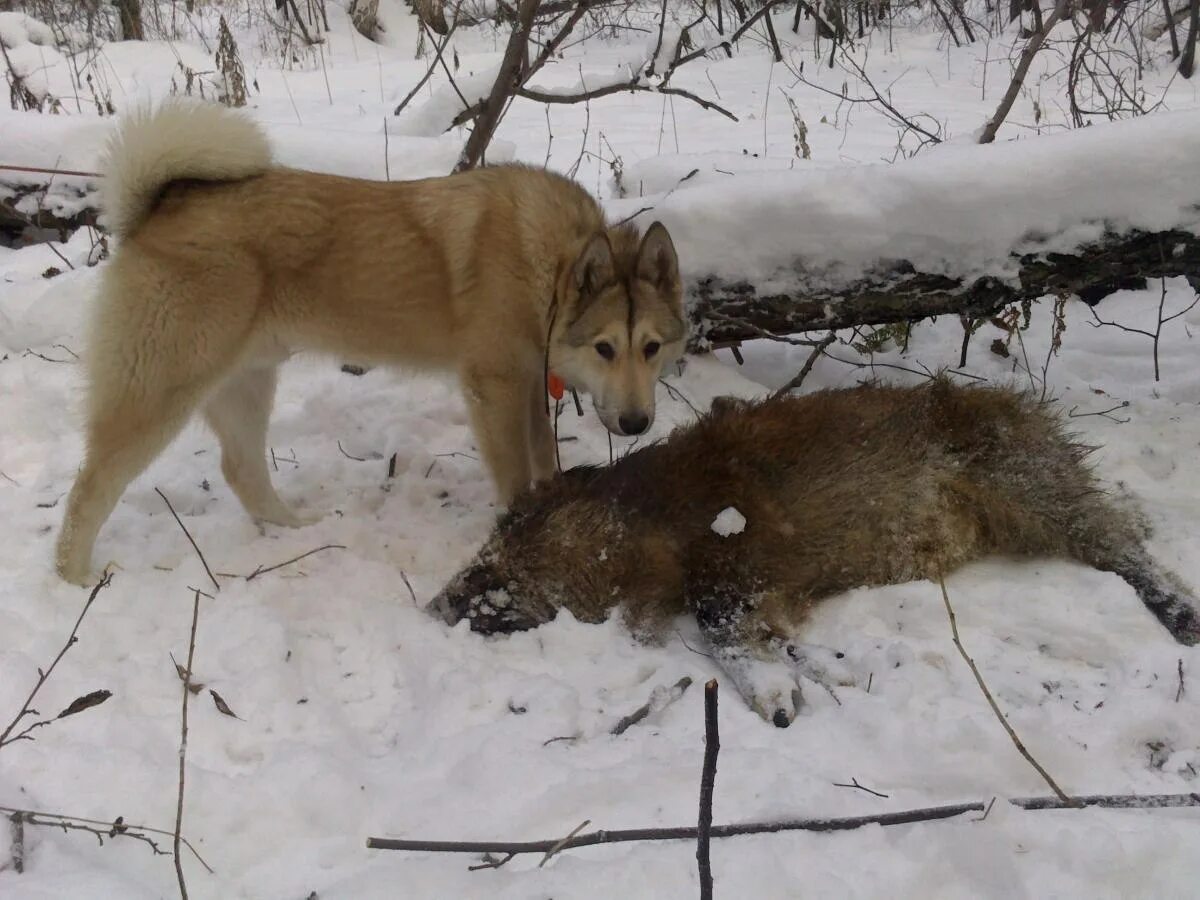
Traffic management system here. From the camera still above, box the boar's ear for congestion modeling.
[636,221,681,298]
[572,232,616,302]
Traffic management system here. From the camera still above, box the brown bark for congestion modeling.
[453,0,540,172]
[114,0,145,40]
[1181,0,1199,77]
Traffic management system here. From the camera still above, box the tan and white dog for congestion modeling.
[55,99,687,585]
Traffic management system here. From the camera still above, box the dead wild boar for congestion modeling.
[431,378,1199,726]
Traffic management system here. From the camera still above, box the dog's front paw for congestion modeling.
[260,506,323,528]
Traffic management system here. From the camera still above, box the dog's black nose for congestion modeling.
[619,413,649,435]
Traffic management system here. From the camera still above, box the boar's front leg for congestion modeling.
[684,557,806,727]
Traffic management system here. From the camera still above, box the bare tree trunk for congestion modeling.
[979,0,1068,143]
[454,0,540,172]
[1162,0,1182,57]
[348,0,381,39]
[114,0,145,39]
[1181,0,1199,77]
[414,0,450,34]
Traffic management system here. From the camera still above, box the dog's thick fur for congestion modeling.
[55,99,686,585]
[432,379,1200,726]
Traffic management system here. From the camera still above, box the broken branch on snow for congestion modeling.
[365,793,1200,862]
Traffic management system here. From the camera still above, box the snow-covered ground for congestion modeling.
[3,4,1200,898]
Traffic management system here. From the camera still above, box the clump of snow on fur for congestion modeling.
[711,506,747,536]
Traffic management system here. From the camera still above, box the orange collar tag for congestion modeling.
[547,371,566,401]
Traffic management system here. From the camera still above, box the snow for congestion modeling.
[711,506,746,536]
[607,107,1200,297]
[4,5,1200,899]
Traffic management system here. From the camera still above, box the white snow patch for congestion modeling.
[711,506,746,536]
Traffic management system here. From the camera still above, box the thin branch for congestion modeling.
[832,777,889,798]
[244,544,347,581]
[611,676,693,735]
[772,331,836,397]
[174,590,200,900]
[393,18,460,116]
[0,573,112,749]
[1009,793,1200,810]
[518,83,737,121]
[155,488,220,594]
[538,819,590,867]
[366,794,1200,859]
[367,803,987,854]
[675,0,792,67]
[938,575,1074,803]
[0,807,214,873]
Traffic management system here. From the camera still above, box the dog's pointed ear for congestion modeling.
[636,222,680,297]
[572,232,615,301]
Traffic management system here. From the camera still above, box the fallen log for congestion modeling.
[6,173,1197,356]
[0,173,100,244]
[686,227,1200,350]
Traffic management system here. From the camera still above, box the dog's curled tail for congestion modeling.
[101,98,272,239]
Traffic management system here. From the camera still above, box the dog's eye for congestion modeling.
[595,342,615,361]
[644,341,661,359]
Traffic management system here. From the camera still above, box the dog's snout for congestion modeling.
[619,413,650,436]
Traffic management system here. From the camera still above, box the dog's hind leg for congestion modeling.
[204,366,318,528]
[56,374,210,586]
[56,258,263,585]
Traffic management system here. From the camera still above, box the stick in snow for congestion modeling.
[938,575,1074,804]
[697,679,719,900]
[611,676,694,736]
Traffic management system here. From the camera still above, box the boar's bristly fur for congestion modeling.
[432,378,1199,726]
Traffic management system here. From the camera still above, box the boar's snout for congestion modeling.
[430,563,540,634]
[430,563,500,626]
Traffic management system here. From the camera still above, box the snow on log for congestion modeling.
[603,109,1200,348]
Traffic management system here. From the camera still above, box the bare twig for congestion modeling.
[538,819,590,867]
[0,807,204,873]
[156,488,220,593]
[244,544,347,581]
[0,573,112,749]
[1010,793,1200,810]
[1177,659,1186,703]
[394,18,460,116]
[772,331,836,397]
[938,575,1074,803]
[400,571,419,606]
[832,777,889,798]
[518,83,737,121]
[697,679,719,900]
[174,589,200,900]
[611,676,693,735]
